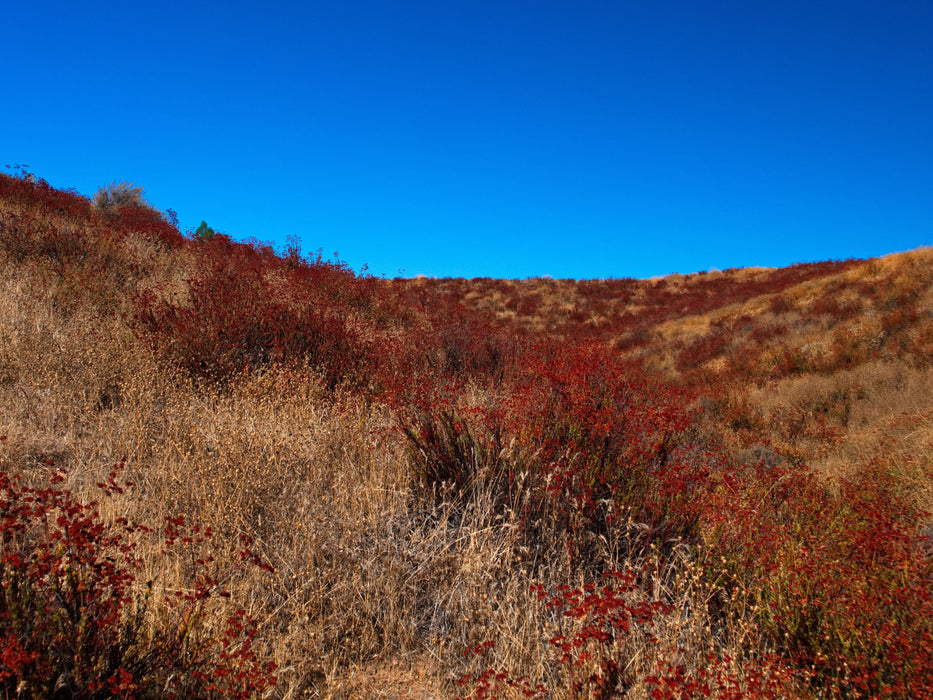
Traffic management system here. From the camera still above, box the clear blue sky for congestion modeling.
[3,1,931,279]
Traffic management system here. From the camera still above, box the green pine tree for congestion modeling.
[195,220,216,240]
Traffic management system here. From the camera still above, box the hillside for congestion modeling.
[1,170,931,698]
[390,250,933,512]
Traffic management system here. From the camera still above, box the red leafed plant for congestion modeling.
[534,570,673,699]
[455,640,547,700]
[704,458,933,698]
[0,463,276,698]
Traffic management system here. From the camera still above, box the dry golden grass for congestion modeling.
[4,177,931,696]
[745,360,933,516]
[1,249,786,697]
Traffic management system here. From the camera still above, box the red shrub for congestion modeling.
[509,343,705,543]
[703,459,933,697]
[0,171,92,221]
[398,340,709,556]
[106,204,185,248]
[0,465,276,698]
[133,245,373,387]
[535,570,672,697]
[645,652,803,700]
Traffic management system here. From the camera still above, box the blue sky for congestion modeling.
[3,1,931,279]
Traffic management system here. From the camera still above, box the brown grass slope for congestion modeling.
[2,171,932,698]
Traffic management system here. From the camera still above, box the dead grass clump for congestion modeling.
[92,181,148,212]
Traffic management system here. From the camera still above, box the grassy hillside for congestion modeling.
[1,170,931,698]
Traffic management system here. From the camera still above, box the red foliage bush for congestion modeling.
[513,344,706,543]
[399,340,710,555]
[105,204,185,249]
[534,570,672,697]
[133,239,374,387]
[704,459,933,698]
[0,464,276,698]
[0,170,92,221]
[645,652,803,700]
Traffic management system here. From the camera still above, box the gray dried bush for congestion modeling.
[92,181,148,212]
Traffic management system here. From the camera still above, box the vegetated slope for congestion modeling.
[391,249,933,512]
[1,170,931,699]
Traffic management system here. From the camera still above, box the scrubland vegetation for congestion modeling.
[1,169,931,698]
